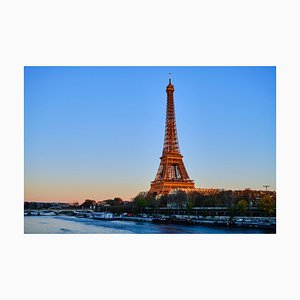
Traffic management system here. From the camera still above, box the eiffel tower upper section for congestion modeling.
[162,77,181,156]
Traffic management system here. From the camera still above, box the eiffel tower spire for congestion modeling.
[149,77,195,195]
[163,73,180,156]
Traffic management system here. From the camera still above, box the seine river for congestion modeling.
[24,216,272,234]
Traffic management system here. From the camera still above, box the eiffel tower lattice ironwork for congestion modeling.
[149,76,195,195]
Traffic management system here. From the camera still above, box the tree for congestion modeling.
[167,190,187,209]
[81,199,96,209]
[258,195,276,216]
[186,193,195,211]
[228,205,237,220]
[158,194,168,207]
[133,192,149,211]
[147,193,158,209]
[188,191,204,207]
[237,199,248,216]
[113,197,123,206]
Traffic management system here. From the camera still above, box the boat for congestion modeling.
[91,212,116,220]
[75,211,92,218]
[39,211,57,216]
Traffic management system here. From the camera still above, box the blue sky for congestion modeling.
[24,66,276,202]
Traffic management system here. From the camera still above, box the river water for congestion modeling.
[24,216,272,234]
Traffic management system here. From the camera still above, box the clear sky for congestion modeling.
[24,66,276,202]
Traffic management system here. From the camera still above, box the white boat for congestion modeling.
[91,212,116,220]
[39,211,57,216]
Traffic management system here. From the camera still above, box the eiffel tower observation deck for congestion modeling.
[150,76,195,195]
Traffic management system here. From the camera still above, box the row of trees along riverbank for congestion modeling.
[131,190,276,217]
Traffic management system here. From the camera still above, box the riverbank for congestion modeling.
[24,210,276,232]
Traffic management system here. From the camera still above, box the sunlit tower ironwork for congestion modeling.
[149,76,195,195]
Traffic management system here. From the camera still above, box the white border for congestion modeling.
[1,1,299,299]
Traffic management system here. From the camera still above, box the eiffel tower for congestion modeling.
[149,76,195,195]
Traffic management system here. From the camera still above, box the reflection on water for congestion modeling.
[24,215,271,234]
